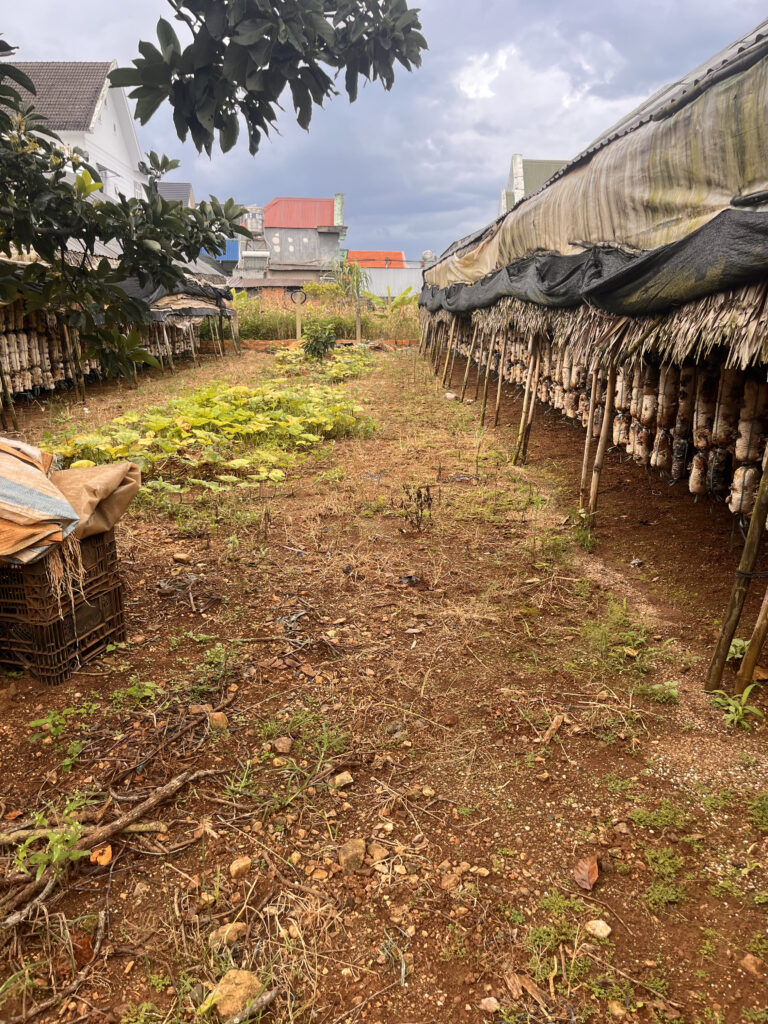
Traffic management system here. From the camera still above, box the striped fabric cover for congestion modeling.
[0,438,79,564]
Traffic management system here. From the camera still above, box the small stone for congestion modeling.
[385,720,406,736]
[229,856,252,880]
[584,920,612,940]
[614,821,630,834]
[338,838,366,874]
[190,703,213,715]
[289,851,302,866]
[444,392,458,401]
[479,997,500,1013]
[133,881,150,898]
[441,873,460,891]
[273,736,293,754]
[740,953,763,977]
[209,712,229,731]
[608,1001,627,1018]
[173,552,192,564]
[422,785,435,798]
[332,771,354,789]
[438,713,459,727]
[368,841,389,863]
[209,922,248,949]
[199,970,266,1019]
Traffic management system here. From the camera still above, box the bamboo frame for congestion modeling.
[460,324,479,402]
[579,368,599,508]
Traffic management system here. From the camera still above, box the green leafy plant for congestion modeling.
[302,321,337,360]
[710,684,765,729]
[727,637,749,662]
[748,793,768,833]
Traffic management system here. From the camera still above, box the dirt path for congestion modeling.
[1,349,766,1024]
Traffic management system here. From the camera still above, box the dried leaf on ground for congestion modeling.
[573,852,599,891]
[89,844,112,866]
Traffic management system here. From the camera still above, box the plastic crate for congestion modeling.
[0,530,119,625]
[0,582,125,685]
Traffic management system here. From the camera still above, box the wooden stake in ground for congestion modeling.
[520,343,542,463]
[231,309,242,354]
[187,324,199,366]
[706,465,768,692]
[587,362,617,524]
[447,323,460,387]
[161,323,176,372]
[474,331,487,401]
[479,331,496,427]
[735,579,768,694]
[493,330,510,427]
[0,358,18,431]
[512,338,536,464]
[440,319,456,388]
[433,322,445,373]
[460,324,479,402]
[579,368,600,508]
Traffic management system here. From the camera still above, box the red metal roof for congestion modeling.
[264,197,335,229]
[348,250,406,269]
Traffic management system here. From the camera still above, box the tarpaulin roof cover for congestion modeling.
[423,17,768,318]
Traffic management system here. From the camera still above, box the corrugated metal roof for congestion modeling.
[348,250,406,268]
[157,182,195,206]
[264,197,335,229]
[13,61,113,130]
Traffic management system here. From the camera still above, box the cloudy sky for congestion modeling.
[4,2,766,258]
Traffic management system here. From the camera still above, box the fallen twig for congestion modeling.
[225,987,279,1024]
[5,910,106,1023]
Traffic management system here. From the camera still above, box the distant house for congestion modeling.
[157,182,195,207]
[15,61,147,200]
[348,250,429,299]
[499,154,566,215]
[227,194,348,291]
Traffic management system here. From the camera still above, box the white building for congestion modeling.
[16,61,146,200]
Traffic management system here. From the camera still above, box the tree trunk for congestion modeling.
[735,580,768,694]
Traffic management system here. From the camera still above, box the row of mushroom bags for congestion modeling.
[0,301,198,396]
[455,329,768,517]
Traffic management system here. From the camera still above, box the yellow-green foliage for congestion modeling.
[45,380,369,495]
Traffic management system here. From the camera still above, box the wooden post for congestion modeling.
[161,323,176,372]
[479,332,495,427]
[735,581,768,694]
[69,327,87,403]
[60,322,81,403]
[474,331,487,401]
[447,324,460,387]
[219,310,227,354]
[0,358,18,431]
[493,331,510,427]
[432,322,445,372]
[587,362,617,524]
[520,345,542,463]
[512,339,536,464]
[440,319,456,388]
[579,368,599,508]
[295,302,302,345]
[706,466,768,692]
[187,324,198,367]
[231,309,241,355]
[460,324,479,402]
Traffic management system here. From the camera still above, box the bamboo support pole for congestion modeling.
[230,310,241,355]
[0,359,18,431]
[219,310,227,354]
[479,332,495,427]
[735,581,768,694]
[447,325,460,387]
[419,320,428,356]
[440,320,456,388]
[492,331,510,427]
[62,324,86,403]
[706,466,768,692]
[459,324,479,403]
[433,322,445,373]
[60,323,81,403]
[579,368,600,508]
[587,363,617,524]
[512,339,536,464]
[187,324,198,366]
[520,345,542,463]
[474,331,487,401]
[161,323,176,372]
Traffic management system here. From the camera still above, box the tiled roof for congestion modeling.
[348,250,406,269]
[13,61,113,130]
